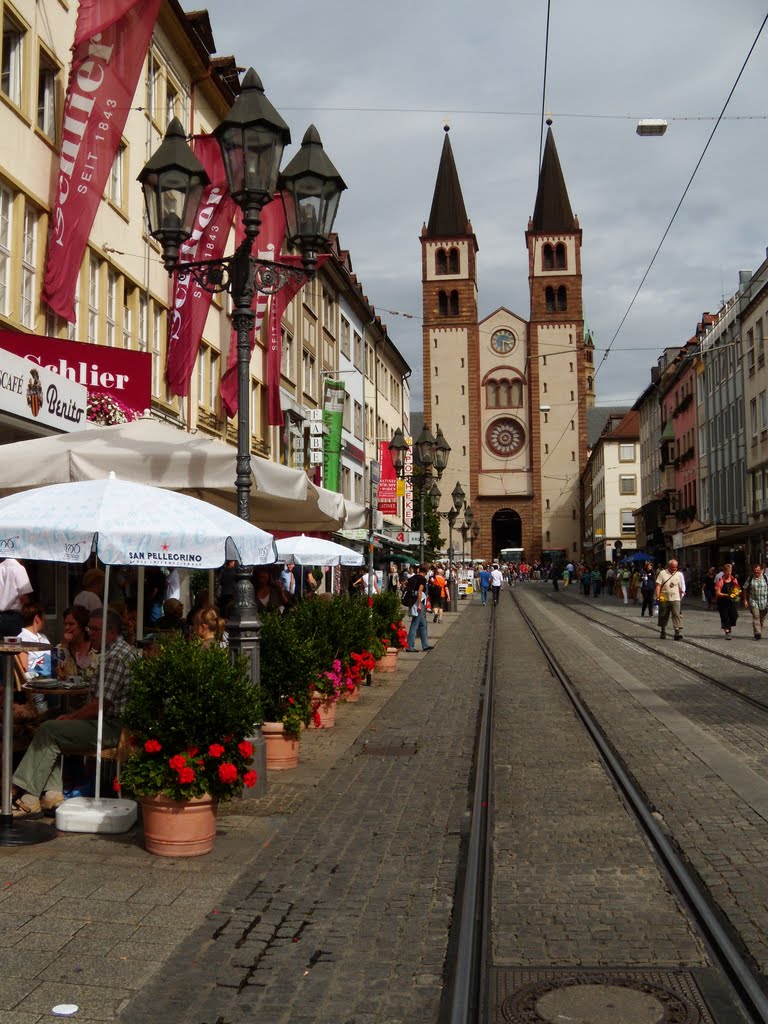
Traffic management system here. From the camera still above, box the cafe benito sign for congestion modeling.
[0,346,87,432]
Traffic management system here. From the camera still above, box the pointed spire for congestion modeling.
[426,126,470,237]
[531,124,576,233]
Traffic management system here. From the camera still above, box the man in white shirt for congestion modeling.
[0,558,33,637]
[655,558,686,641]
[490,565,504,606]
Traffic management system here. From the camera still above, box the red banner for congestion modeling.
[0,328,151,417]
[42,0,162,321]
[378,440,398,515]
[219,197,287,418]
[166,137,236,397]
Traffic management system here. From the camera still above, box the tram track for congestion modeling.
[544,590,768,717]
[512,589,768,1024]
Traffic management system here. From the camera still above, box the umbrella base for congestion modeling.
[0,814,57,846]
[56,796,137,834]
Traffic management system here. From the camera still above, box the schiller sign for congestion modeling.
[0,329,151,417]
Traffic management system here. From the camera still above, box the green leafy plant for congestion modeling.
[119,634,261,802]
[259,608,317,738]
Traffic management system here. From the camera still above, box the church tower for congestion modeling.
[420,126,478,528]
[526,122,587,560]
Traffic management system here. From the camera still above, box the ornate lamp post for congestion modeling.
[447,481,465,610]
[139,69,346,789]
[471,521,480,563]
[388,423,450,565]
[459,523,469,572]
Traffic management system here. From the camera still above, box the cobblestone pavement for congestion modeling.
[0,607,471,1024]
[119,604,487,1024]
[518,585,768,973]
[492,597,707,968]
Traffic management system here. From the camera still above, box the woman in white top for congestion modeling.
[16,602,51,677]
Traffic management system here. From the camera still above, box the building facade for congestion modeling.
[420,125,592,563]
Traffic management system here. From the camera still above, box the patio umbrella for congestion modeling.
[0,473,276,832]
[275,534,364,566]
[628,552,654,562]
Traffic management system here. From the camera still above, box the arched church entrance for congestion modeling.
[492,509,523,559]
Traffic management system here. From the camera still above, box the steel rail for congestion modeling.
[442,602,496,1024]
[549,593,768,716]
[514,592,768,1024]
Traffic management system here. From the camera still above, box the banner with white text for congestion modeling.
[42,0,162,321]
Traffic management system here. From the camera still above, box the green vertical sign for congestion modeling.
[322,379,345,492]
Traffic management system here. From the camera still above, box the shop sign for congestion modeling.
[0,329,151,417]
[0,346,87,431]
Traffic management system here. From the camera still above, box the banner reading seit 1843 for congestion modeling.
[41,0,162,322]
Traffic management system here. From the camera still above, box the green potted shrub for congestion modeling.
[259,609,317,767]
[119,634,261,857]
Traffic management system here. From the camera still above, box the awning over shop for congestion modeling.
[0,416,346,532]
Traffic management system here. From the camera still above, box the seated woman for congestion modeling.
[192,606,227,648]
[55,605,99,683]
[16,602,51,678]
[253,568,288,613]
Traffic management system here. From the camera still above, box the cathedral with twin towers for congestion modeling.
[420,122,595,563]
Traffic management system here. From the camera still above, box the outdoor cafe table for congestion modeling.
[22,679,90,711]
[0,639,56,846]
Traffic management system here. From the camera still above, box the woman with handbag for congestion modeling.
[714,563,740,639]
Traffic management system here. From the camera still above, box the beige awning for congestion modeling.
[0,416,346,532]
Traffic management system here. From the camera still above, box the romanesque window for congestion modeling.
[542,244,554,270]
[486,377,523,409]
[438,291,448,316]
[557,286,567,311]
[436,248,448,274]
[449,290,459,316]
[555,243,566,269]
[545,287,555,312]
[448,247,459,273]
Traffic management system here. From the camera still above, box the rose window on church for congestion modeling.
[486,417,526,458]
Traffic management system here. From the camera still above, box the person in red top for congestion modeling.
[429,566,447,624]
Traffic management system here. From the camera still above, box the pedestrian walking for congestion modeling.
[720,561,741,638]
[742,564,768,640]
[703,567,717,610]
[655,558,686,640]
[478,564,491,606]
[714,563,739,640]
[639,562,655,617]
[590,567,602,597]
[581,567,591,596]
[490,564,504,606]
[605,564,616,596]
[619,565,631,605]
[405,564,432,652]
[429,567,447,624]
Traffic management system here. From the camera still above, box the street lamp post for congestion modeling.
[459,523,469,572]
[388,424,450,566]
[447,481,465,611]
[470,521,480,563]
[139,70,346,791]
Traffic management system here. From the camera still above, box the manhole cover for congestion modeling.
[495,969,708,1024]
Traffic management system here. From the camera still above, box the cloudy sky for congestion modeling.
[213,2,768,410]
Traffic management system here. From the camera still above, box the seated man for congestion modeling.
[12,608,133,818]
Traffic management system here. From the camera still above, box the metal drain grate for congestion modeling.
[360,743,418,757]
[492,967,719,1023]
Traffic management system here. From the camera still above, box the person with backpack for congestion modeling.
[404,564,432,652]
[619,565,632,605]
[429,566,447,623]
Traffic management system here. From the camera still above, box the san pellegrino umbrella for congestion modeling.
[0,473,276,835]
[274,534,364,567]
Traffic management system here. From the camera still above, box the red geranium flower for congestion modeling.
[112,778,121,792]
[217,762,238,784]
[238,740,254,759]
[144,738,162,753]
[208,743,225,758]
[243,770,258,788]
[169,754,187,772]
[288,697,295,705]
[177,766,195,784]
[187,746,199,757]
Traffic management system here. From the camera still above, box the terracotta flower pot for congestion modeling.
[140,793,217,858]
[374,648,398,673]
[262,721,300,770]
[311,693,336,728]
[344,685,360,703]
